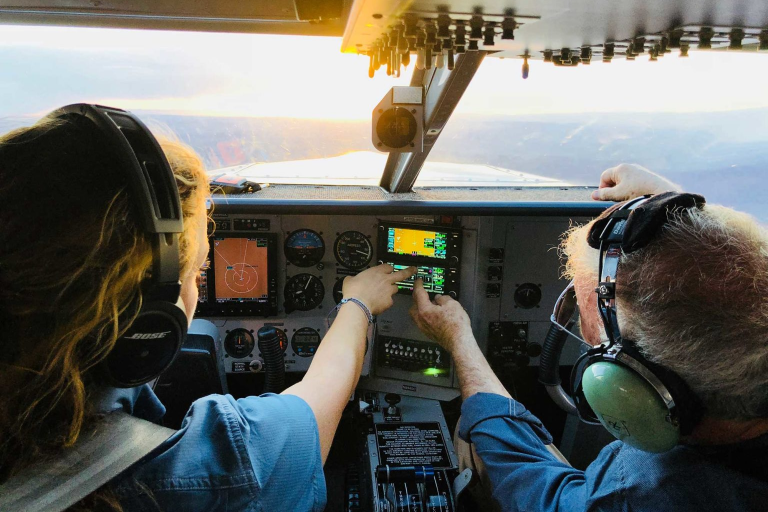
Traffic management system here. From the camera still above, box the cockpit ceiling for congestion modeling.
[0,0,348,35]
[344,0,768,64]
[2,0,766,57]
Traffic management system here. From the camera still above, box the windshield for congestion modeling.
[423,53,768,220]
[0,25,408,175]
[2,25,767,220]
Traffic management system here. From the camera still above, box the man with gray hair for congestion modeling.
[410,164,768,511]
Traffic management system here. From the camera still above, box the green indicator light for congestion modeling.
[423,367,445,377]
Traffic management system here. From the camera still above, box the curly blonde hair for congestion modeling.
[0,114,209,510]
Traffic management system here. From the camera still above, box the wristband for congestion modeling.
[327,297,374,327]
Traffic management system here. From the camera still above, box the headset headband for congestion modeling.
[584,192,707,434]
[46,104,183,301]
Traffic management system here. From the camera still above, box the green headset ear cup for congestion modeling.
[582,361,680,453]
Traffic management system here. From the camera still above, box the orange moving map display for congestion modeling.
[213,237,269,301]
[387,227,447,259]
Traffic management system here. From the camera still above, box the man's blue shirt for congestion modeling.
[459,392,768,511]
[98,385,326,512]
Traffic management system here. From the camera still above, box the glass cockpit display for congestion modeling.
[386,227,447,259]
[378,222,462,298]
[196,233,278,317]
[386,264,446,294]
[213,237,269,301]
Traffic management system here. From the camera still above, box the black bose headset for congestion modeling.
[46,104,188,388]
[542,192,707,452]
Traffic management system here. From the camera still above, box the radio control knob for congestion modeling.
[448,291,457,299]
[450,255,459,264]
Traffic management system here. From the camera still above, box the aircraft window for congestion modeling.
[421,54,768,221]
[0,25,409,183]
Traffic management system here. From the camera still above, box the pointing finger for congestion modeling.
[389,265,417,283]
[434,293,454,306]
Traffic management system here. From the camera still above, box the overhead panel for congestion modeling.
[0,0,347,35]
[342,0,768,76]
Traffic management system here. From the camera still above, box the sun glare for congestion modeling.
[0,25,767,119]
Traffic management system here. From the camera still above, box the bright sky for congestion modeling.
[1,25,767,119]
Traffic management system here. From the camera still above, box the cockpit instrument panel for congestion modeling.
[194,211,591,398]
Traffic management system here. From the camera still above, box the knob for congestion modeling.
[249,359,263,372]
[448,291,457,299]
[450,255,460,264]
[384,393,401,416]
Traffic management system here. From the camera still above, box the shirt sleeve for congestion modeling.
[227,393,327,512]
[458,392,624,512]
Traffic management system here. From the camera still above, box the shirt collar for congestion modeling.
[91,384,166,423]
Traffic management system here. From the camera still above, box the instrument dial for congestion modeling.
[284,273,325,312]
[285,229,325,267]
[291,327,321,357]
[333,277,345,304]
[514,283,542,309]
[333,231,373,269]
[224,328,254,358]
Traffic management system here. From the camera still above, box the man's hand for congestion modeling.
[409,278,473,353]
[592,163,682,201]
[342,264,416,315]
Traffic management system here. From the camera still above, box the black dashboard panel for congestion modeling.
[198,190,605,400]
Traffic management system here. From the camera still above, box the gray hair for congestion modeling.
[562,204,768,420]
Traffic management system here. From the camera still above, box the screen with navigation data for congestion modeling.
[387,263,446,294]
[213,237,270,302]
[386,227,447,259]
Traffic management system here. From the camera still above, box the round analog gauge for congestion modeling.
[284,273,325,312]
[224,328,254,358]
[285,229,325,267]
[333,231,373,270]
[333,277,345,304]
[514,283,542,309]
[291,327,321,357]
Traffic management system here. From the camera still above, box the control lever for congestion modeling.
[257,326,285,393]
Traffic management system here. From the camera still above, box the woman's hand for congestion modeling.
[592,163,682,201]
[409,278,474,353]
[342,264,416,315]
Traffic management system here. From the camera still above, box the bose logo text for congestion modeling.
[125,331,172,340]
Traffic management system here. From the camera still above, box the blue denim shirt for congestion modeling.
[459,393,768,512]
[96,385,326,512]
